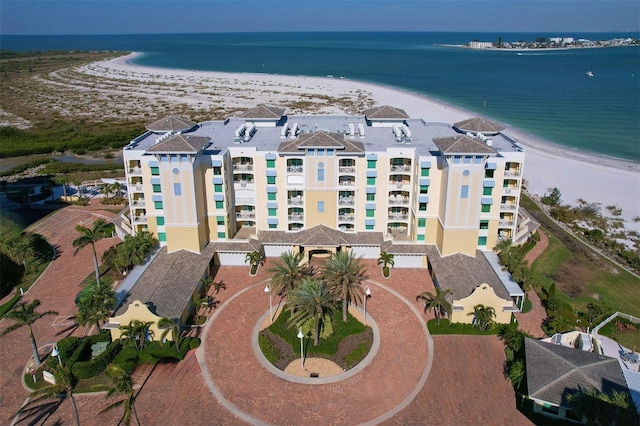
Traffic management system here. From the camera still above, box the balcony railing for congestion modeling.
[499,220,515,227]
[388,196,409,205]
[390,182,408,189]
[340,180,355,186]
[390,165,411,172]
[338,214,355,222]
[388,213,409,221]
[236,211,256,219]
[131,200,146,208]
[130,185,144,192]
[287,165,303,173]
[500,203,517,211]
[128,167,142,175]
[288,213,304,222]
[288,197,303,205]
[233,164,254,172]
[338,197,355,206]
[133,215,147,224]
[234,180,254,188]
[339,166,356,173]
[502,187,518,195]
[235,197,256,205]
[504,170,521,177]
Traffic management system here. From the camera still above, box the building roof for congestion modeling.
[239,105,285,120]
[145,116,197,133]
[432,134,496,155]
[147,134,211,154]
[453,116,505,135]
[424,247,509,301]
[363,105,410,120]
[114,244,216,320]
[277,131,365,154]
[258,225,384,247]
[525,338,630,408]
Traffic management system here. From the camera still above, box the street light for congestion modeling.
[363,286,372,326]
[297,328,304,369]
[264,283,273,323]
[51,344,62,365]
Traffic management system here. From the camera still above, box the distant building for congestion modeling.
[468,41,493,49]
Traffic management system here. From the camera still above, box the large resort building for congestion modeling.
[111,105,532,335]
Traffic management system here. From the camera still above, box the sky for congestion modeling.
[1,1,639,35]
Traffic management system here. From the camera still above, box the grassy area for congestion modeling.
[427,319,500,335]
[597,317,640,349]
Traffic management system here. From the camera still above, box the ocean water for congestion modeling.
[3,32,640,162]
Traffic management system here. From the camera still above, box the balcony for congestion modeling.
[339,166,356,173]
[389,181,409,189]
[236,211,256,220]
[339,178,356,187]
[133,215,147,224]
[338,196,355,206]
[130,185,144,193]
[288,213,304,222]
[234,180,254,189]
[235,197,255,205]
[500,203,517,211]
[502,187,518,195]
[288,196,303,205]
[128,167,142,175]
[338,214,355,223]
[287,165,303,173]
[390,164,411,172]
[388,213,409,221]
[131,199,146,208]
[504,170,521,178]
[233,163,254,172]
[388,195,409,205]
[499,220,515,227]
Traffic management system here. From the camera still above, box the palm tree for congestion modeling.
[115,231,157,274]
[469,304,496,331]
[211,280,226,294]
[111,182,124,201]
[76,279,116,332]
[416,288,452,326]
[377,251,395,277]
[100,183,113,202]
[267,251,309,299]
[21,363,79,426]
[568,388,638,425]
[322,250,367,322]
[73,218,110,285]
[287,278,337,346]
[1,300,58,366]
[158,317,180,352]
[94,364,140,426]
[120,320,154,351]
[245,250,262,274]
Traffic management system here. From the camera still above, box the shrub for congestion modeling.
[111,346,139,374]
[66,338,93,365]
[72,340,122,379]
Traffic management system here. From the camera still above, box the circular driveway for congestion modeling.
[197,279,433,425]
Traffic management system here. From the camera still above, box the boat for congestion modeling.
[586,71,594,77]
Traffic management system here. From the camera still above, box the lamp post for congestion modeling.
[264,283,273,323]
[297,328,304,369]
[51,344,62,365]
[363,286,372,326]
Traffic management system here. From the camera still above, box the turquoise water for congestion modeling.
[3,32,639,161]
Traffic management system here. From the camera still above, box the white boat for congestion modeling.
[586,71,594,77]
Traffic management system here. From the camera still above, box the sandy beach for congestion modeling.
[9,52,640,230]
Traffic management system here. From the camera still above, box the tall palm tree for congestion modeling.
[377,251,395,276]
[93,364,140,426]
[23,363,79,426]
[469,304,496,331]
[158,317,180,352]
[322,250,367,322]
[73,218,110,285]
[76,279,116,332]
[1,300,58,366]
[267,251,309,299]
[120,320,154,351]
[287,278,337,346]
[416,288,452,326]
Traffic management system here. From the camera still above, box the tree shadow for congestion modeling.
[14,399,62,425]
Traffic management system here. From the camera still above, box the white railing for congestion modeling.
[288,197,303,205]
[235,197,256,205]
[500,203,516,211]
[390,165,411,172]
[128,168,142,175]
[504,170,521,177]
[339,166,356,173]
[388,213,409,221]
[388,197,409,205]
[133,215,147,224]
[288,214,304,221]
[233,164,253,171]
[499,220,514,227]
[339,197,355,206]
[236,211,255,219]
[235,180,253,188]
[340,180,355,186]
[131,185,144,192]
[132,200,146,208]
[287,165,303,173]
[338,215,355,222]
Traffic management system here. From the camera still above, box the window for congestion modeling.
[485,169,494,178]
[158,232,166,242]
[474,156,482,164]
[367,160,377,169]
[266,159,275,168]
[417,234,425,241]
[217,232,225,238]
[478,236,487,246]
[267,176,276,184]
[268,193,276,201]
[173,183,182,196]
[481,204,491,213]
[217,216,224,225]
[154,201,163,209]
[152,184,161,193]
[214,184,223,193]
[420,185,429,194]
[268,208,277,216]
[156,216,165,226]
[483,187,493,196]
[269,224,277,229]
[317,149,325,156]
[215,201,224,209]
[318,169,324,181]
[421,168,430,177]
[366,193,375,201]
[317,201,324,213]
[327,149,334,156]
[453,156,461,164]
[365,224,374,231]
[541,404,560,415]
[479,220,489,229]
[418,218,426,227]
[366,210,375,218]
[461,185,469,198]
[419,203,427,211]
[213,166,222,175]
[464,156,472,164]
[367,177,376,185]
[308,149,315,156]
[150,167,159,176]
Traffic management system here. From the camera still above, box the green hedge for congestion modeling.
[66,338,93,366]
[72,340,122,379]
[112,346,139,374]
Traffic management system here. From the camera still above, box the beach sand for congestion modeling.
[25,52,640,231]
